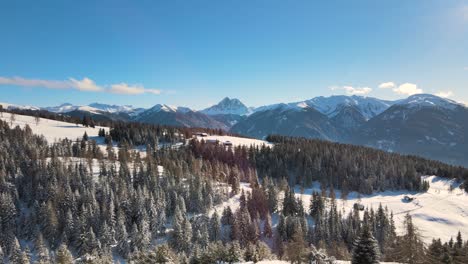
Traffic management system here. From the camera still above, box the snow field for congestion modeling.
[0,112,108,143]
[293,176,468,244]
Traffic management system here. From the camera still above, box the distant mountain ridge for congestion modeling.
[3,93,467,166]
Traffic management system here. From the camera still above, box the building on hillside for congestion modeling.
[223,141,233,147]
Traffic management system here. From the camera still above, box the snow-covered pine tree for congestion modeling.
[55,243,74,264]
[209,211,221,241]
[351,221,380,264]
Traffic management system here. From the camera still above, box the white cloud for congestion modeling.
[109,83,161,95]
[0,76,70,89]
[378,82,396,89]
[331,85,372,95]
[392,83,423,96]
[435,90,454,98]
[69,78,103,92]
[0,76,162,95]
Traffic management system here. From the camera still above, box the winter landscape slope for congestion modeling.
[293,175,468,244]
[2,112,466,246]
[0,112,108,143]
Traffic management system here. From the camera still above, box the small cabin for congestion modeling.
[353,203,365,211]
[403,196,414,202]
[195,132,208,137]
[223,141,233,147]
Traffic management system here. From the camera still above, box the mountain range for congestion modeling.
[2,94,467,166]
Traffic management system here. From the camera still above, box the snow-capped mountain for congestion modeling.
[140,104,192,114]
[201,97,250,116]
[45,103,145,115]
[250,95,395,120]
[233,94,468,166]
[230,106,338,140]
[251,95,393,120]
[43,103,79,113]
[3,93,468,165]
[304,95,394,120]
[395,94,465,110]
[88,103,145,115]
[135,104,227,129]
[353,94,468,166]
[0,102,41,111]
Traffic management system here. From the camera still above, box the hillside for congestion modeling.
[1,109,467,263]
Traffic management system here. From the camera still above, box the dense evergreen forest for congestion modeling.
[1,113,468,263]
[188,134,468,194]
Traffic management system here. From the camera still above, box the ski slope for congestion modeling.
[294,176,468,244]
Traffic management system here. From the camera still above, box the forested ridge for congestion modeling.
[189,134,468,194]
[1,116,468,263]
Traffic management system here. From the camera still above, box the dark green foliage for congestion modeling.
[352,223,380,264]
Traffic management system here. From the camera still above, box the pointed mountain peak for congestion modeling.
[201,97,249,116]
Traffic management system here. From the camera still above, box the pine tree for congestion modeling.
[225,241,242,263]
[56,244,74,264]
[392,214,425,264]
[9,237,22,264]
[456,231,463,249]
[352,222,380,264]
[35,233,51,263]
[264,213,273,238]
[19,248,31,264]
[209,211,221,241]
[285,231,307,264]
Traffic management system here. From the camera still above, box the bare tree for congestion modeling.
[35,114,40,126]
[10,113,16,126]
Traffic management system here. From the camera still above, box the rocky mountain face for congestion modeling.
[134,104,228,129]
[231,105,339,140]
[354,94,468,166]
[201,97,250,116]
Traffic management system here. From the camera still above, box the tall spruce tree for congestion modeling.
[352,221,380,264]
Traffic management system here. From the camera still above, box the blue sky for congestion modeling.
[1,0,467,109]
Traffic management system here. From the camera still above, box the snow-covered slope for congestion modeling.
[396,94,465,110]
[0,112,108,143]
[294,175,468,244]
[143,104,191,114]
[305,95,393,119]
[252,95,393,120]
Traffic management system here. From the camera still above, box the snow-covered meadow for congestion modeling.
[293,175,468,244]
[0,112,108,143]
